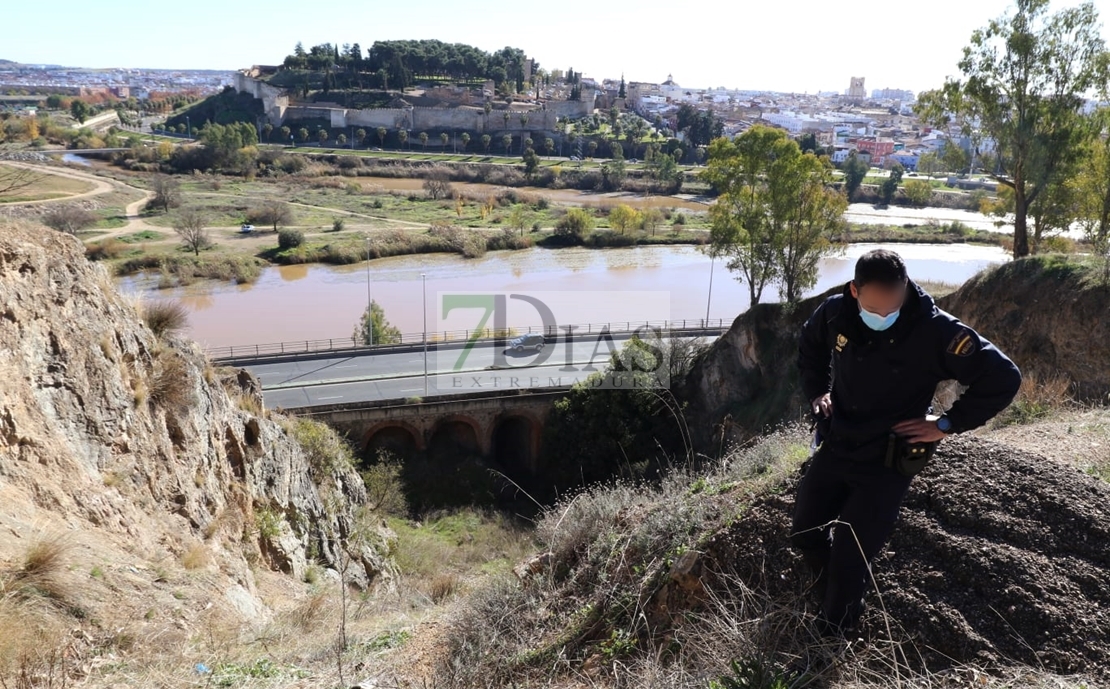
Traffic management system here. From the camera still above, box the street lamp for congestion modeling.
[365,236,372,346]
[422,272,428,396]
[705,253,715,327]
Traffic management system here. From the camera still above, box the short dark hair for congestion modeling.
[854,249,907,287]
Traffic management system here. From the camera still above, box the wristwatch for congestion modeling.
[936,416,953,434]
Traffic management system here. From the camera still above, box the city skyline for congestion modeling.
[4,0,1107,95]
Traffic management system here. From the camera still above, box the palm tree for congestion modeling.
[519,113,528,131]
[399,129,408,150]
[481,134,491,153]
[440,132,449,151]
[419,131,429,151]
[502,134,512,154]
[544,138,554,156]
[502,111,510,130]
[483,101,492,131]
[318,129,328,146]
[356,128,366,147]
[376,127,386,147]
[462,132,471,151]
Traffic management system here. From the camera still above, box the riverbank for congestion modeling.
[94,219,1010,286]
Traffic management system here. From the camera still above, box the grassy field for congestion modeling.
[0,163,94,202]
[74,171,1016,284]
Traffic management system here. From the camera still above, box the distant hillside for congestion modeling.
[165,85,263,131]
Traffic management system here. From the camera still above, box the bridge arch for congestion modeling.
[363,420,424,459]
[428,414,485,459]
[490,412,542,476]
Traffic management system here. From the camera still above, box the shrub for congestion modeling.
[43,205,97,235]
[289,418,355,482]
[278,228,305,249]
[332,217,345,232]
[362,452,409,516]
[85,238,125,261]
[142,300,189,337]
[554,208,595,240]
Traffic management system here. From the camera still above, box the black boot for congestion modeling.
[800,548,830,604]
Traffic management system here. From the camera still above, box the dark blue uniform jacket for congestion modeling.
[798,279,1021,444]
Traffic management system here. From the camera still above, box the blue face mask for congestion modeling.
[859,305,900,331]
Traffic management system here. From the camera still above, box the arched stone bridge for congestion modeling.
[283,388,569,475]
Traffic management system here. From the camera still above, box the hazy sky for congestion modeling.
[5,0,1108,94]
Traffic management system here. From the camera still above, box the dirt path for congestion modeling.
[0,160,114,205]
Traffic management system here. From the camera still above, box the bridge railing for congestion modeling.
[207,318,728,361]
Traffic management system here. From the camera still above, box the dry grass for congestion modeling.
[140,300,189,338]
[428,573,461,604]
[430,426,1104,689]
[997,372,1074,426]
[181,542,210,570]
[148,348,193,411]
[84,238,125,261]
[0,534,72,605]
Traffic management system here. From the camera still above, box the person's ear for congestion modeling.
[849,281,859,299]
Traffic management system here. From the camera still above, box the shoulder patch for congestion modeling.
[946,328,978,357]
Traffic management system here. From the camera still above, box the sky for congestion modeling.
[5,0,1110,94]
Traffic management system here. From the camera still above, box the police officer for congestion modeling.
[792,249,1021,636]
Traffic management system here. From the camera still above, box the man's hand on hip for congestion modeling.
[892,418,947,443]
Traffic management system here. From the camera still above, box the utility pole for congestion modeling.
[422,273,428,396]
[705,253,715,326]
[365,237,372,346]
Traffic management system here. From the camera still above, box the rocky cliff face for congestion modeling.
[679,295,819,454]
[0,221,394,611]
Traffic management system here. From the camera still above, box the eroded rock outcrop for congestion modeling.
[0,221,394,607]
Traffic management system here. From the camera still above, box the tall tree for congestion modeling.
[916,0,1108,258]
[1075,111,1110,278]
[841,153,869,200]
[880,163,904,205]
[704,125,845,305]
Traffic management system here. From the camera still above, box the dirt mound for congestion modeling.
[938,256,1110,400]
[714,435,1110,680]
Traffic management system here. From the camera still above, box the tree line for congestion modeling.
[282,40,533,93]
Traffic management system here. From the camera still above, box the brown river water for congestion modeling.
[116,243,1009,350]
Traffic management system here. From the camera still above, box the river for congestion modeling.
[116,243,1009,350]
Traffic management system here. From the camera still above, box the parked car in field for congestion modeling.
[504,333,546,353]
[239,223,255,233]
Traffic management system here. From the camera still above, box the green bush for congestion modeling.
[554,208,595,240]
[278,228,305,249]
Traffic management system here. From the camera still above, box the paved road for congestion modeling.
[250,333,716,408]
